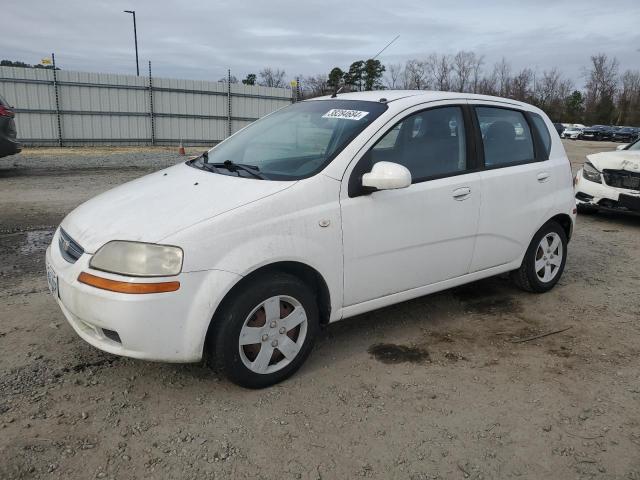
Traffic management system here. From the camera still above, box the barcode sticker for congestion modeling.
[322,109,369,121]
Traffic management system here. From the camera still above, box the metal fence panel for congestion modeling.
[0,66,293,146]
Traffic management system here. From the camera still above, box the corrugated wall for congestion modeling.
[0,66,293,146]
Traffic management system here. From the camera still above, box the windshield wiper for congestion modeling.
[210,160,267,180]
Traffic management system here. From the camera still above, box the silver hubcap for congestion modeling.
[238,295,308,375]
[535,232,563,283]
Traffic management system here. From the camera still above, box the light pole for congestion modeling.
[123,10,139,76]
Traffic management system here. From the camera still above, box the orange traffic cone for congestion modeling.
[178,140,185,156]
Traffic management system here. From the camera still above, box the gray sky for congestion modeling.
[3,0,640,87]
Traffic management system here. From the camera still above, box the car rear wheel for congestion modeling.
[208,272,319,388]
[511,221,568,293]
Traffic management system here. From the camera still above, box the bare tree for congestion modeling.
[452,51,482,93]
[510,68,534,101]
[426,54,452,91]
[471,54,485,93]
[616,70,640,125]
[493,58,511,97]
[384,63,404,89]
[303,74,330,98]
[584,54,619,124]
[258,67,287,88]
[404,59,428,89]
[533,68,573,120]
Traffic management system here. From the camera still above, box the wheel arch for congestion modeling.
[203,261,332,357]
[547,213,573,241]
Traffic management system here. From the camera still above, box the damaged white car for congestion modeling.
[575,138,640,213]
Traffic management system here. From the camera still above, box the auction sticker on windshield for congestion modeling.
[322,109,369,121]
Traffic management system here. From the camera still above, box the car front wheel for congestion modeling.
[208,272,319,388]
[511,221,568,293]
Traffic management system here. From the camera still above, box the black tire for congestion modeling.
[510,221,568,293]
[208,272,319,389]
[576,203,598,215]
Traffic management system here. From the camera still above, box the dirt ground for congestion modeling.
[1,141,639,480]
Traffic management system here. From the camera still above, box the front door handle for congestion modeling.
[452,187,471,200]
[537,172,550,182]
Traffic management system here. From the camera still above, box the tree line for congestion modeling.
[296,53,640,126]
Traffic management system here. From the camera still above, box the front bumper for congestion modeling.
[574,169,640,213]
[45,229,241,362]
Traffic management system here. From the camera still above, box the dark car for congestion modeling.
[553,122,565,135]
[0,94,21,158]
[581,125,614,141]
[611,126,639,143]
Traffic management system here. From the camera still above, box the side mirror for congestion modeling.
[362,161,412,191]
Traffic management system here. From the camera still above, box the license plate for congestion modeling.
[46,262,58,297]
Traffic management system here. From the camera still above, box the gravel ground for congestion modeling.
[1,141,639,480]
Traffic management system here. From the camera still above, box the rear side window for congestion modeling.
[370,106,467,182]
[476,107,535,167]
[530,113,552,157]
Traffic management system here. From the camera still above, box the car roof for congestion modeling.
[311,90,535,109]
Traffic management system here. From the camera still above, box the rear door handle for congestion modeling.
[537,172,550,182]
[452,187,471,200]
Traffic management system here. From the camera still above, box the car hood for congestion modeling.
[61,163,295,253]
[587,151,640,173]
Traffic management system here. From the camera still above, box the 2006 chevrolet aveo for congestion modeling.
[46,91,576,388]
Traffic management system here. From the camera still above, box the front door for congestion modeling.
[340,103,482,306]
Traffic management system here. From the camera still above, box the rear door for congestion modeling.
[469,102,556,272]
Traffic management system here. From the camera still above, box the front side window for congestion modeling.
[476,107,535,167]
[188,100,387,180]
[369,106,467,182]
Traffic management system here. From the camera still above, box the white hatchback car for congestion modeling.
[46,91,576,388]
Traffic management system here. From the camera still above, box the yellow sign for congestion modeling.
[290,80,298,88]
[41,58,52,65]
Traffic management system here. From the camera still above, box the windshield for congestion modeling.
[627,139,640,151]
[188,99,388,180]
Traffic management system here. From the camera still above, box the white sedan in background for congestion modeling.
[575,138,640,213]
[561,127,583,140]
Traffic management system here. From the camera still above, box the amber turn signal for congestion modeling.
[78,272,180,294]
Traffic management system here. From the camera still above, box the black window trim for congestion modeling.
[471,104,550,171]
[348,104,480,197]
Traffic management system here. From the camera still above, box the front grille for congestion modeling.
[59,228,84,263]
[603,170,640,191]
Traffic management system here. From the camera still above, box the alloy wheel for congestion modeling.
[534,232,563,283]
[238,295,308,375]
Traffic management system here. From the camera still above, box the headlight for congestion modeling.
[582,162,602,183]
[90,241,183,277]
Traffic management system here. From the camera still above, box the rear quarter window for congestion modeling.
[530,113,552,158]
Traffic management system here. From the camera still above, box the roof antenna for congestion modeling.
[331,86,344,98]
